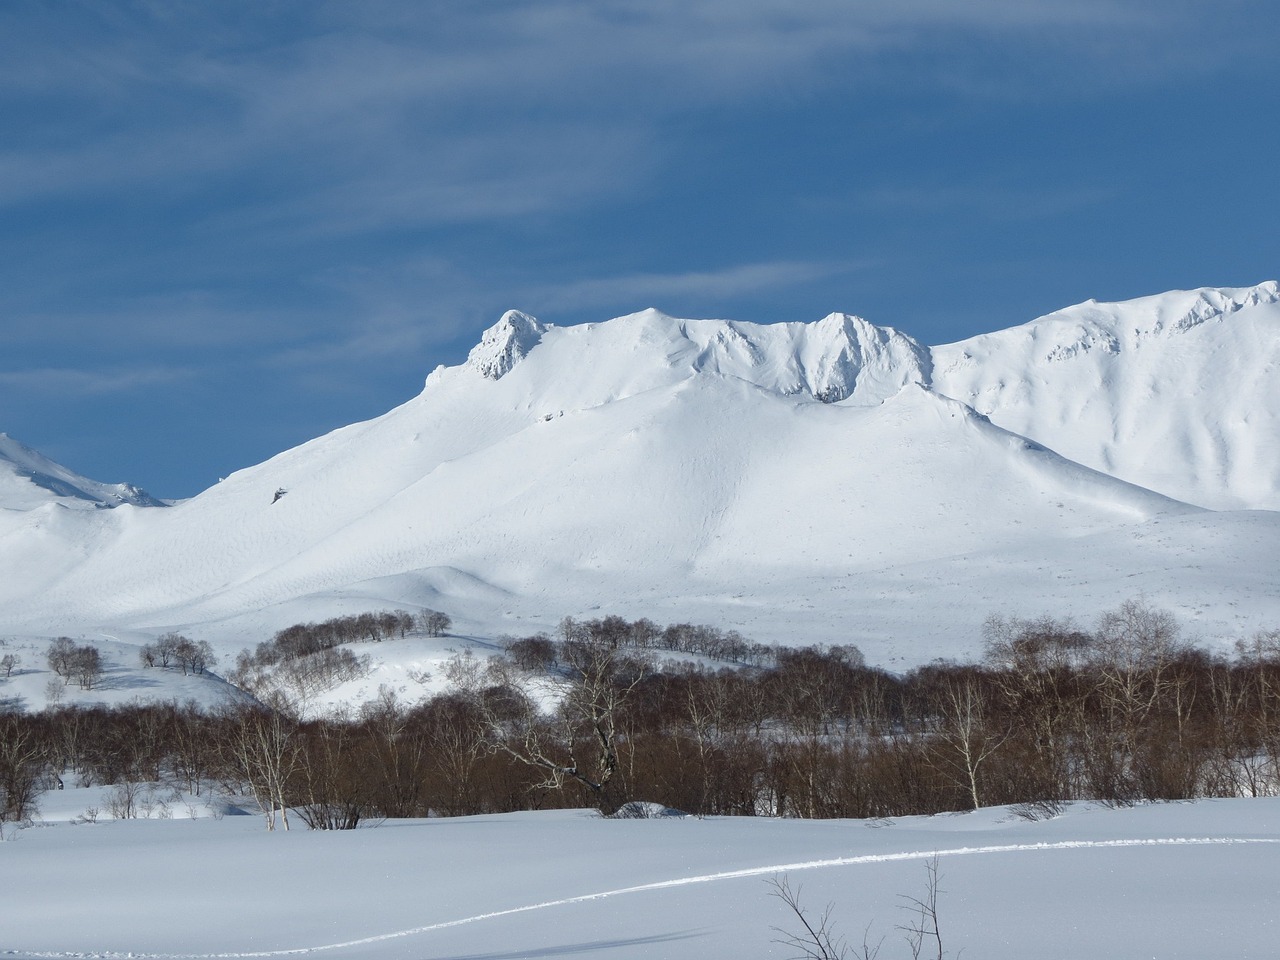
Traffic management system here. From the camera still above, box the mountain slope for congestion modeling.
[931,282,1280,510]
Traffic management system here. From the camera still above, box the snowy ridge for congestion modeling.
[0,432,164,510]
[462,306,929,405]
[677,311,930,404]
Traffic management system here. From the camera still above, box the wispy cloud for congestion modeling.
[861,184,1116,221]
[0,1,1250,223]
[0,365,190,398]
[524,260,871,315]
[0,292,325,353]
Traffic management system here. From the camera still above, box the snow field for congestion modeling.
[3,799,1279,959]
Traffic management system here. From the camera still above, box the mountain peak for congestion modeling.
[801,313,931,403]
[467,310,549,380]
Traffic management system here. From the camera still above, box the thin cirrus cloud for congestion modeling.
[859,184,1117,222]
[525,261,870,316]
[0,366,190,398]
[0,1,1240,218]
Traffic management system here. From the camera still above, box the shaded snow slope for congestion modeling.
[0,432,164,510]
[0,288,1276,664]
[932,282,1280,510]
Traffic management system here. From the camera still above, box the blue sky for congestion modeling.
[2,1,1277,498]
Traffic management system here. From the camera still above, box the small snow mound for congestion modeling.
[609,800,690,819]
[467,310,549,380]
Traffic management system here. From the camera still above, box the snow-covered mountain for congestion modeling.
[0,284,1276,663]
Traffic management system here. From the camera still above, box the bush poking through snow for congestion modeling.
[769,857,948,960]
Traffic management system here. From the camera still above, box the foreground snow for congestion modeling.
[4,798,1279,958]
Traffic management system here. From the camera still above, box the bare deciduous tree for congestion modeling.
[218,704,303,830]
[478,632,648,813]
[0,713,46,823]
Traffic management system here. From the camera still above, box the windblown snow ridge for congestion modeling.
[465,306,930,405]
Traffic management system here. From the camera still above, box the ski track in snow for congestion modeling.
[8,836,1280,959]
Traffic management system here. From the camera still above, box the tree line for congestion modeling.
[3,600,1280,828]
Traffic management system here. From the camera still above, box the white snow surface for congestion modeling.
[3,798,1280,959]
[1,284,1277,668]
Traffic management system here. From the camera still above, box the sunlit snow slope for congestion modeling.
[0,285,1276,661]
[932,282,1280,510]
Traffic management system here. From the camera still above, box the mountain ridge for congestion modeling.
[0,432,165,510]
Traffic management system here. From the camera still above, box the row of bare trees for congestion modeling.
[5,601,1280,827]
[139,633,217,676]
[262,609,451,660]
[544,615,781,667]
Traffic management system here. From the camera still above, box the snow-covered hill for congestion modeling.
[0,284,1276,664]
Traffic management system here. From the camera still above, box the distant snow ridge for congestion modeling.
[0,432,164,509]
[471,306,932,406]
[675,311,930,403]
[0,283,1277,656]
[467,310,549,380]
[1156,280,1280,334]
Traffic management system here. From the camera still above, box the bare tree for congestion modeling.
[479,632,649,813]
[46,637,77,682]
[218,704,303,830]
[419,610,452,637]
[930,676,1006,811]
[768,874,856,960]
[0,713,46,823]
[768,858,947,960]
[71,645,104,690]
[898,858,945,960]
